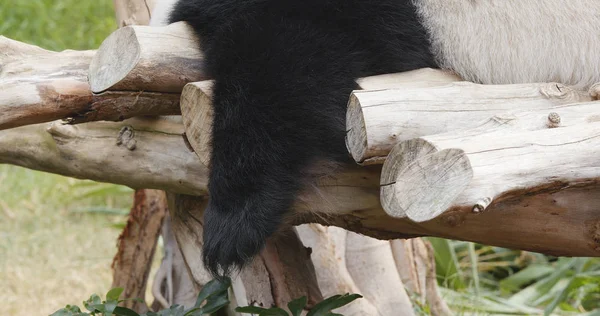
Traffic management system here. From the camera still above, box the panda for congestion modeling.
[150,0,600,277]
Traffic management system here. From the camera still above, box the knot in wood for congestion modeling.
[590,83,600,100]
[541,83,569,99]
[547,112,561,128]
[116,125,137,150]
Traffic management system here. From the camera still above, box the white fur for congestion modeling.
[149,0,178,26]
[415,0,600,90]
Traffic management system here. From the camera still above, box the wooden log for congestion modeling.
[0,117,381,213]
[297,225,433,316]
[89,22,205,94]
[180,81,213,166]
[346,81,592,164]
[0,117,209,195]
[151,215,199,310]
[355,68,461,90]
[0,37,93,129]
[2,117,600,256]
[180,70,460,166]
[390,239,452,316]
[380,102,600,222]
[0,36,181,130]
[111,189,168,313]
[167,194,323,313]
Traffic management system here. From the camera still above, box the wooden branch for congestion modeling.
[167,194,323,313]
[390,239,452,316]
[3,102,600,256]
[0,117,209,195]
[346,81,592,164]
[0,36,181,130]
[355,68,461,90]
[151,215,199,310]
[89,22,205,93]
[180,71,460,166]
[297,225,419,316]
[0,37,93,129]
[112,189,168,313]
[0,117,382,214]
[380,101,600,222]
[3,20,600,258]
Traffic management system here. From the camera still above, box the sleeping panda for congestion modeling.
[150,0,600,277]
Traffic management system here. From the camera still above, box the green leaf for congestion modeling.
[106,288,125,301]
[153,305,186,316]
[467,242,480,296]
[500,264,555,293]
[509,258,578,305]
[262,308,289,316]
[306,294,362,316]
[197,295,230,314]
[84,294,103,312]
[113,306,140,316]
[193,277,231,308]
[92,304,106,313]
[104,300,118,313]
[50,305,90,316]
[235,306,271,314]
[439,287,544,315]
[427,237,465,289]
[287,296,307,316]
[234,306,289,316]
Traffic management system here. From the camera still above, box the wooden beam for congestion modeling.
[89,22,205,94]
[380,101,600,222]
[0,36,180,130]
[346,81,592,164]
[167,194,323,313]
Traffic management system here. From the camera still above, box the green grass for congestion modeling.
[0,165,136,315]
[0,0,116,51]
[430,239,600,315]
[0,1,135,315]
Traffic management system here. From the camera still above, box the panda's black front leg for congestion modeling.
[198,13,359,277]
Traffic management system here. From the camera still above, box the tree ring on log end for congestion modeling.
[380,139,437,218]
[345,93,368,164]
[389,148,473,222]
[89,27,140,93]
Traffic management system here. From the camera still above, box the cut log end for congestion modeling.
[345,93,369,164]
[180,81,214,166]
[89,27,140,93]
[380,139,437,218]
[381,139,473,222]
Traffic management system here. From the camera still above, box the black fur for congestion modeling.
[169,0,436,277]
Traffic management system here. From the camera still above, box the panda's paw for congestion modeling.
[590,83,600,100]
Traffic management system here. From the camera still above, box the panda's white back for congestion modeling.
[416,0,600,90]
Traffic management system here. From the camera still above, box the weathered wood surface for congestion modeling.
[0,117,209,195]
[2,113,600,256]
[89,22,205,93]
[167,194,323,314]
[180,81,213,166]
[112,189,168,313]
[0,36,181,130]
[297,225,452,316]
[380,101,600,222]
[346,81,592,164]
